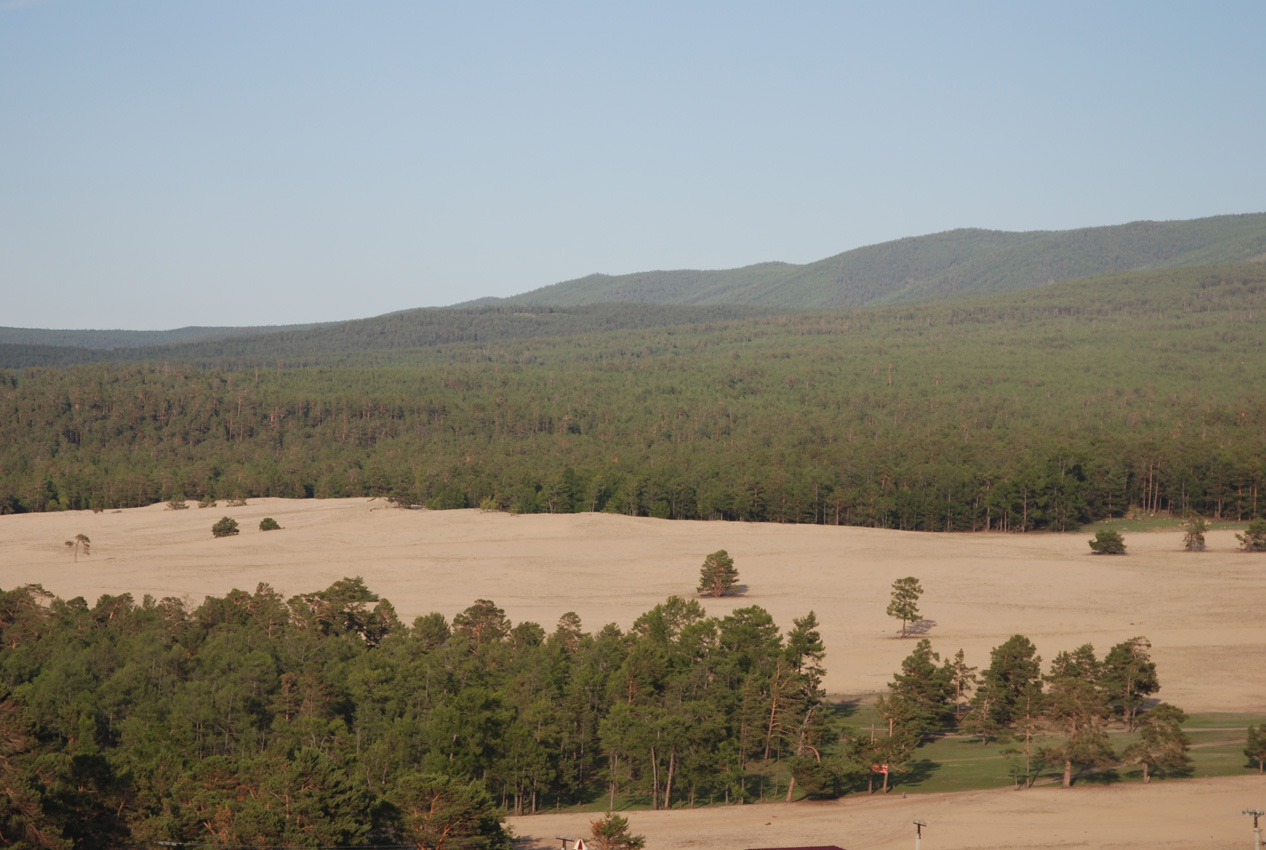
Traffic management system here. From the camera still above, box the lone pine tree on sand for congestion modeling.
[697,549,739,597]
[887,576,923,637]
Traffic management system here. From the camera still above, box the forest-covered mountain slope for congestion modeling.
[501,212,1266,308]
[0,304,780,370]
[0,322,331,351]
[3,262,1264,529]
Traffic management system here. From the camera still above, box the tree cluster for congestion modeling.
[874,634,1190,789]
[0,581,844,849]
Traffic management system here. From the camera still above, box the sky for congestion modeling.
[2,2,1264,330]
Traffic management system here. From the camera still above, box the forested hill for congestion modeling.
[0,322,331,351]
[0,304,779,370]
[3,262,1265,529]
[500,212,1266,308]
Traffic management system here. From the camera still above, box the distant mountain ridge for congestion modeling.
[0,322,331,350]
[499,212,1266,308]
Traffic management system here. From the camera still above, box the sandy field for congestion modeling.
[3,499,1265,848]
[507,776,1266,850]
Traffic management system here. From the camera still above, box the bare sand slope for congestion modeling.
[507,776,1266,850]
[2,499,1265,712]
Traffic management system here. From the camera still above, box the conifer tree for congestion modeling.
[886,576,923,638]
[696,550,739,597]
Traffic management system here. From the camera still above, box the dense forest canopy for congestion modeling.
[1,264,1265,529]
[0,580,1192,848]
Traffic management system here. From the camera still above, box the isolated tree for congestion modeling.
[1089,529,1126,554]
[1237,518,1266,551]
[1246,724,1266,774]
[697,549,739,597]
[589,812,645,850]
[1181,515,1208,551]
[259,517,281,531]
[886,576,923,637]
[1121,703,1190,783]
[167,497,189,510]
[64,533,90,561]
[211,516,240,538]
[1101,636,1159,731]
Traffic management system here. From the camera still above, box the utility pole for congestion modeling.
[1245,809,1264,850]
[912,818,928,850]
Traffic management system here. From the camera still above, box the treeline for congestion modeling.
[1,265,1265,529]
[0,580,833,848]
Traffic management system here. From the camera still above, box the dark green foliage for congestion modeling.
[1089,529,1126,555]
[1101,636,1158,731]
[0,580,837,847]
[385,772,510,850]
[1041,645,1116,787]
[971,634,1042,730]
[1121,703,1190,783]
[1246,724,1266,773]
[884,639,953,735]
[1,264,1266,530]
[697,550,739,597]
[210,516,239,538]
[886,577,922,637]
[258,517,281,531]
[1237,519,1266,551]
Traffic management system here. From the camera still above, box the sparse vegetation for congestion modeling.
[63,532,90,561]
[1089,529,1126,555]
[1181,515,1207,551]
[211,516,239,537]
[1236,518,1266,551]
[887,576,923,637]
[589,812,645,850]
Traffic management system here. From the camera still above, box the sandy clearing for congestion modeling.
[4,499,1266,849]
[507,776,1266,850]
[2,499,1264,712]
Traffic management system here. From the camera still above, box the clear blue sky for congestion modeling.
[3,1,1264,330]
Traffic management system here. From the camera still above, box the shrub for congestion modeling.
[1089,529,1126,555]
[1181,516,1207,551]
[1237,518,1266,552]
[167,497,189,510]
[259,517,281,531]
[198,495,217,508]
[211,516,240,538]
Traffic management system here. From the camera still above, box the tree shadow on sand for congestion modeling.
[896,618,937,638]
